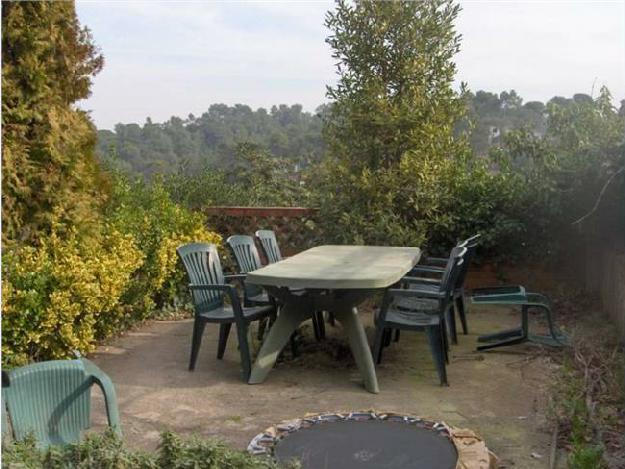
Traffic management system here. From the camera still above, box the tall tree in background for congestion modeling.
[323,0,466,171]
[2,1,104,243]
[314,0,471,246]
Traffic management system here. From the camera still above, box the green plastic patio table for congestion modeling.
[246,245,421,393]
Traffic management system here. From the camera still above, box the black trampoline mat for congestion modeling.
[274,419,458,469]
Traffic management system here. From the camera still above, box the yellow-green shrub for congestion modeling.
[2,226,143,367]
[106,174,221,317]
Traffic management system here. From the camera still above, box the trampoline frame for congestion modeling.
[248,410,497,469]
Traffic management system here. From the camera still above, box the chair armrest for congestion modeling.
[423,256,448,266]
[402,276,441,285]
[410,265,445,274]
[224,273,247,281]
[188,284,245,318]
[82,359,122,437]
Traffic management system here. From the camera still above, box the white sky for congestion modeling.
[76,1,625,130]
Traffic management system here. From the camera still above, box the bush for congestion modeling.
[105,173,222,318]
[2,173,222,367]
[312,152,537,259]
[1,430,296,469]
[2,226,142,367]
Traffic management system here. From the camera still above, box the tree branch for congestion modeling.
[571,165,625,226]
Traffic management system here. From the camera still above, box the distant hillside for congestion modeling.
[97,92,621,177]
[97,103,327,176]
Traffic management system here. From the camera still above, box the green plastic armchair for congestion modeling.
[2,358,120,447]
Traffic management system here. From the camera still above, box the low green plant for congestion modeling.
[548,316,624,468]
[1,430,297,469]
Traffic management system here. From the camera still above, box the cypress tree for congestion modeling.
[2,1,104,243]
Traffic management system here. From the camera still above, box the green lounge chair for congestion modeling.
[471,286,569,350]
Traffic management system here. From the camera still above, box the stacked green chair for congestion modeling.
[2,358,120,447]
[405,234,480,343]
[254,230,327,341]
[373,247,467,386]
[177,243,276,380]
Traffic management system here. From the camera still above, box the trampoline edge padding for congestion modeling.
[247,410,498,469]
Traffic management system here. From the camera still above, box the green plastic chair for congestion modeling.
[1,358,120,447]
[226,235,273,308]
[255,229,282,264]
[177,243,275,380]
[471,286,569,350]
[406,234,481,344]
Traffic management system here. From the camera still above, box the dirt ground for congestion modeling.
[91,304,566,468]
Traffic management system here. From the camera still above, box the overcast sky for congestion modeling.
[76,1,625,130]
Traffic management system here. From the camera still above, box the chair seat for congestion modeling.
[380,308,441,328]
[248,292,272,305]
[199,304,274,323]
[394,296,439,312]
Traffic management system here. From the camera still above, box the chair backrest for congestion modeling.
[255,230,282,264]
[177,243,225,314]
[438,246,467,302]
[3,360,93,446]
[226,235,264,298]
[454,235,480,290]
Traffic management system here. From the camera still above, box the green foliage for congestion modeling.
[2,1,105,243]
[1,172,222,367]
[165,143,306,210]
[104,172,222,319]
[324,0,466,171]
[497,86,625,241]
[2,225,143,367]
[315,0,504,252]
[99,104,325,177]
[2,430,295,469]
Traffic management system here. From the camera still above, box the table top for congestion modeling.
[246,245,421,290]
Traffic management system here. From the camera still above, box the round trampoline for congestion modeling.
[248,412,495,469]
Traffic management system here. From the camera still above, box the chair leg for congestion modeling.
[316,311,326,340]
[290,332,299,358]
[257,318,267,341]
[189,318,206,371]
[441,316,450,364]
[456,294,468,335]
[312,313,321,341]
[235,322,251,381]
[427,326,449,386]
[394,329,400,342]
[372,326,386,364]
[217,323,232,359]
[383,328,393,347]
[328,312,336,326]
[447,304,458,345]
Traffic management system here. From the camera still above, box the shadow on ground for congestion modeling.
[90,304,562,468]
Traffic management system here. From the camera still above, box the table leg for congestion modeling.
[334,307,380,394]
[248,303,310,384]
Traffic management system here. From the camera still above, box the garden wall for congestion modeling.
[583,238,625,340]
[203,206,319,263]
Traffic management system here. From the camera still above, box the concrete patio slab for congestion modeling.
[90,304,561,468]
